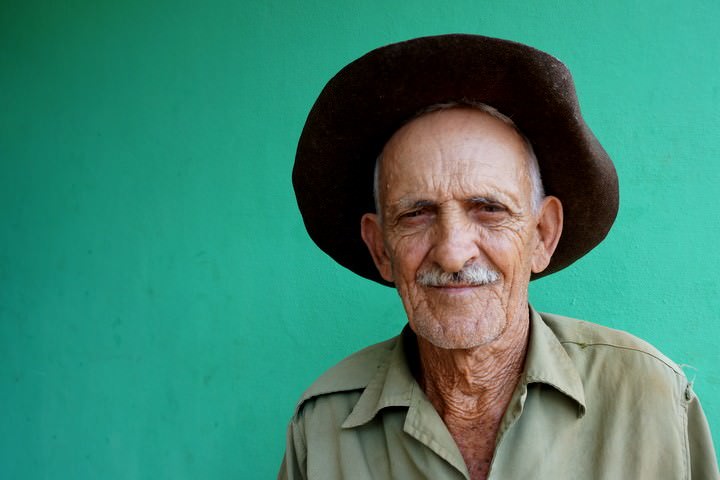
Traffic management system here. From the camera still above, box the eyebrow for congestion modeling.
[395,195,506,208]
[394,199,436,211]
[468,196,505,205]
[389,193,519,216]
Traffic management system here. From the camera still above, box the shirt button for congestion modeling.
[685,383,693,401]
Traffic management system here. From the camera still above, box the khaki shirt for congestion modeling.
[279,309,719,479]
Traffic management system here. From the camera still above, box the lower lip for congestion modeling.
[430,286,480,294]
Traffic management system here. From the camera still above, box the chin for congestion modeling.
[412,315,506,350]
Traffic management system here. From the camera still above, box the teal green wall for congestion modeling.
[2,1,719,477]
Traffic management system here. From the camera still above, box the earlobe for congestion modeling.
[531,196,564,274]
[360,213,394,282]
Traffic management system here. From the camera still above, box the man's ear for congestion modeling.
[531,196,563,274]
[360,213,394,282]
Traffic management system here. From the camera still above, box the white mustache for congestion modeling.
[416,263,500,287]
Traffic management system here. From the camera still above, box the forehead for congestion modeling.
[378,108,532,204]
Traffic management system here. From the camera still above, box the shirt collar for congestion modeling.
[342,326,416,428]
[342,305,586,428]
[525,306,586,415]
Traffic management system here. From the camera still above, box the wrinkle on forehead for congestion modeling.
[378,108,534,217]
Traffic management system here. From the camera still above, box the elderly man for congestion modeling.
[280,35,718,479]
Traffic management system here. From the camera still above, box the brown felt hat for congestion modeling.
[293,34,619,286]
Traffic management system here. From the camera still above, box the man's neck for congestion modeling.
[417,307,529,416]
[416,307,530,479]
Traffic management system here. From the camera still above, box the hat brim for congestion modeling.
[293,34,619,286]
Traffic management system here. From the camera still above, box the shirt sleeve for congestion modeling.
[687,386,719,479]
[277,416,307,480]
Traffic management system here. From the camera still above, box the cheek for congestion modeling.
[484,227,536,274]
[387,234,431,280]
[388,248,418,284]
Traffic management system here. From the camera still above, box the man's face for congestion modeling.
[361,107,561,349]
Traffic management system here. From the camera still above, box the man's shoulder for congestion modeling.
[293,335,399,414]
[539,310,684,377]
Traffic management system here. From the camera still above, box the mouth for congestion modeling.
[428,282,493,294]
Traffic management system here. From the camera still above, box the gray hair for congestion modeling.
[373,102,545,221]
[416,262,500,288]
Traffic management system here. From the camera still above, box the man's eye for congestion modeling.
[399,208,431,221]
[476,203,505,213]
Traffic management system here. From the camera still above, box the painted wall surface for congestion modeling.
[2,0,719,478]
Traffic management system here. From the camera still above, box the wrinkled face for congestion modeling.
[361,108,561,349]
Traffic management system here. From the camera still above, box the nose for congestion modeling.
[430,214,480,273]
